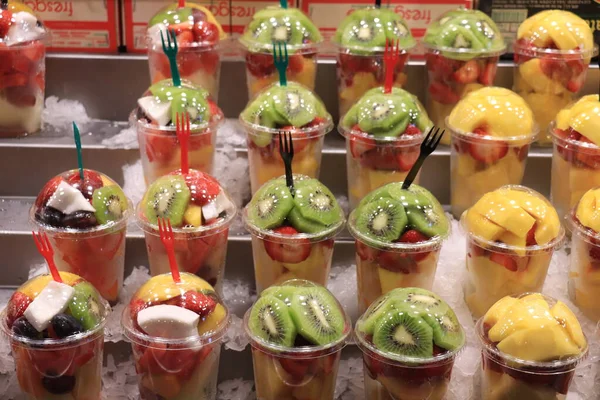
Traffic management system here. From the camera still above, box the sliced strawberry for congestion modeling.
[359,146,399,171]
[398,230,431,261]
[6,292,32,327]
[20,41,45,62]
[0,9,13,39]
[246,52,275,78]
[338,53,376,76]
[193,21,219,44]
[171,290,216,318]
[288,54,304,75]
[566,72,585,93]
[556,128,581,162]
[176,29,195,47]
[575,136,600,168]
[349,133,376,158]
[377,249,419,273]
[264,226,311,263]
[4,86,36,107]
[478,61,497,85]
[279,357,317,381]
[453,60,480,84]
[275,126,310,154]
[397,148,420,172]
[66,170,103,201]
[428,81,460,105]
[356,240,379,261]
[489,252,518,272]
[468,127,508,164]
[0,72,27,89]
[145,134,177,164]
[513,145,528,162]
[10,54,31,74]
[468,242,486,259]
[425,52,457,81]
[35,176,64,208]
[364,355,384,379]
[174,169,221,206]
[86,231,125,260]
[129,299,148,331]
[198,50,220,75]
[403,124,421,136]
[525,224,537,246]
[178,49,204,77]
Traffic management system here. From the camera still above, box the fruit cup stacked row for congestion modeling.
[423,9,506,145]
[551,95,600,221]
[448,87,537,218]
[333,7,415,117]
[513,10,597,145]
[478,294,587,399]
[244,280,351,400]
[133,79,224,184]
[0,1,47,137]
[462,185,564,318]
[348,182,450,313]
[339,86,433,207]
[356,288,465,400]
[136,169,236,292]
[122,273,229,399]
[240,81,332,194]
[1,272,109,400]
[244,175,344,293]
[146,2,226,101]
[240,6,322,100]
[31,169,131,304]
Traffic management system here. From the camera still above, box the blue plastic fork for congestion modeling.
[161,29,182,87]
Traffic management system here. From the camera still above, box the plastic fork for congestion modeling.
[273,41,288,86]
[161,29,182,87]
[176,112,191,175]
[278,131,295,195]
[383,38,401,94]
[157,217,181,283]
[32,231,63,283]
[402,126,445,189]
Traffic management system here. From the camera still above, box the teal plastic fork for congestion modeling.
[273,41,288,87]
[160,29,182,87]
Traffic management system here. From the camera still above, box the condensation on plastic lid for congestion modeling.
[446,117,539,144]
[422,42,506,58]
[337,123,425,145]
[130,109,224,137]
[549,122,600,154]
[513,41,599,60]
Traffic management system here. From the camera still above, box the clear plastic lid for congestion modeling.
[244,174,345,239]
[348,182,450,251]
[333,7,416,53]
[137,169,236,234]
[423,9,505,58]
[146,2,226,48]
[340,86,433,140]
[239,6,323,53]
[569,188,600,241]
[31,169,132,234]
[553,95,600,147]
[479,293,587,364]
[355,287,465,364]
[123,272,229,344]
[462,185,563,252]
[240,81,332,136]
[244,279,351,354]
[447,87,537,141]
[136,79,224,130]
[0,1,48,46]
[3,272,110,344]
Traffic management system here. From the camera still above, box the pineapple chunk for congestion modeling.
[183,204,203,227]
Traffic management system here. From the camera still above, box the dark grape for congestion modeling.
[50,314,83,338]
[63,211,97,229]
[38,207,65,227]
[12,317,41,339]
[42,374,76,394]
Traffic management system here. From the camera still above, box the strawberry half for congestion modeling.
[6,292,32,327]
[403,124,422,136]
[66,169,103,201]
[468,127,508,164]
[428,81,460,105]
[453,60,480,84]
[396,148,419,172]
[35,176,64,208]
[349,131,376,159]
[175,290,217,318]
[279,357,317,381]
[526,224,537,246]
[377,249,419,273]
[489,252,518,272]
[145,134,177,164]
[356,240,379,261]
[246,52,275,78]
[175,169,221,206]
[589,244,600,261]
[0,9,13,39]
[264,226,311,263]
[193,21,219,44]
[478,61,497,85]
[288,54,304,74]
[398,230,431,261]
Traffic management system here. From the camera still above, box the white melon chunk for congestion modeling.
[46,181,96,214]
[137,305,199,339]
[24,281,75,332]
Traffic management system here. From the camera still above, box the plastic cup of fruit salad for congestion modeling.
[122,272,229,400]
[513,11,598,146]
[136,171,236,293]
[146,3,226,101]
[477,293,588,400]
[239,6,322,100]
[461,185,564,318]
[239,81,333,195]
[30,169,132,304]
[566,188,600,321]
[423,9,505,145]
[338,86,433,208]
[356,288,465,400]
[132,79,224,185]
[244,280,351,400]
[243,175,344,293]
[550,95,600,222]
[1,272,110,399]
[0,3,48,137]
[347,182,450,313]
[332,7,415,118]
[447,87,537,218]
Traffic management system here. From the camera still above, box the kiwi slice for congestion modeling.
[340,20,386,49]
[68,282,102,331]
[92,185,128,224]
[359,296,400,335]
[391,288,449,315]
[247,180,294,230]
[261,285,297,306]
[273,87,315,127]
[406,206,449,238]
[357,95,404,133]
[355,198,407,243]
[289,286,345,345]
[249,295,297,347]
[293,179,341,226]
[373,310,433,357]
[422,311,464,351]
[242,101,279,131]
[145,175,190,227]
[387,185,433,209]
[287,206,328,234]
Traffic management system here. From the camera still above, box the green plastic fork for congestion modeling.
[272,41,288,87]
[161,29,182,87]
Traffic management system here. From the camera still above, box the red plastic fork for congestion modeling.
[32,231,63,283]
[157,217,181,283]
[383,38,401,94]
[176,112,191,175]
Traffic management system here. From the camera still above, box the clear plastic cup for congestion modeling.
[476,311,588,399]
[550,123,600,223]
[339,127,423,209]
[243,208,344,293]
[513,42,598,145]
[450,125,536,218]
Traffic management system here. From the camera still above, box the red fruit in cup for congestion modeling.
[176,29,195,47]
[403,124,421,136]
[428,81,459,105]
[264,226,312,263]
[513,145,528,162]
[288,54,304,75]
[566,72,585,93]
[0,72,28,89]
[6,292,32,327]
[453,60,480,84]
[397,230,431,261]
[171,290,217,318]
[146,134,177,164]
[279,357,317,380]
[275,126,310,154]
[35,176,64,208]
[425,52,456,81]
[339,53,375,76]
[349,132,376,158]
[526,224,537,246]
[66,170,104,201]
[356,240,379,261]
[377,249,419,273]
[575,136,600,168]
[396,148,419,171]
[468,127,508,164]
[489,252,518,272]
[20,41,45,62]
[246,52,275,78]
[4,86,36,107]
[0,9,13,38]
[129,298,148,330]
[199,50,220,75]
[359,146,399,170]
[193,21,219,44]
[175,169,221,206]
[478,61,497,85]
[86,231,125,260]
[589,244,600,261]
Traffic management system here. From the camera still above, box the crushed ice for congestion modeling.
[42,96,91,129]
[121,159,146,207]
[102,126,138,149]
